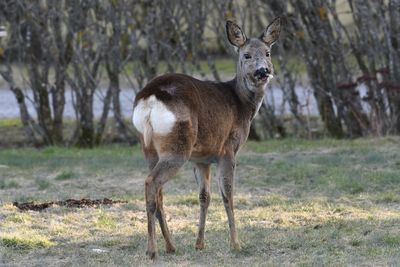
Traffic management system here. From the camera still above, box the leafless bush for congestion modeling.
[1,0,400,146]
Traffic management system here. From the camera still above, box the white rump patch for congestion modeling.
[132,95,176,135]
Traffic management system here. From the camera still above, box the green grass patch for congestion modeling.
[171,192,199,206]
[381,234,400,247]
[54,170,77,181]
[101,239,123,247]
[0,145,143,172]
[1,234,55,249]
[96,212,117,229]
[0,118,21,127]
[36,179,51,190]
[349,239,363,247]
[377,192,400,203]
[4,213,32,224]
[0,179,20,189]
[255,194,290,207]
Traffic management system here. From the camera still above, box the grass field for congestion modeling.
[1,138,400,266]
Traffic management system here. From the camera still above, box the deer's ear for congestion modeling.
[260,17,281,46]
[226,21,247,48]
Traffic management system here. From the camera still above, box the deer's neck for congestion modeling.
[233,73,266,120]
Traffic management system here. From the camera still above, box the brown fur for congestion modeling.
[133,18,281,259]
[134,74,255,158]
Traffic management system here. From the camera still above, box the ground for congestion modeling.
[0,138,400,266]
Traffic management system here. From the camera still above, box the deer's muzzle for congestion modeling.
[254,68,270,81]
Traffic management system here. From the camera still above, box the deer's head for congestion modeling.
[226,18,281,91]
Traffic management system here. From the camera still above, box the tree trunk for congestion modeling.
[95,88,113,145]
[77,92,95,148]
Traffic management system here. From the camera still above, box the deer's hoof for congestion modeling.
[195,242,205,250]
[231,242,241,251]
[166,244,176,253]
[146,250,157,260]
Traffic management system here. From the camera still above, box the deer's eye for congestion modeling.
[266,52,270,57]
[244,53,252,59]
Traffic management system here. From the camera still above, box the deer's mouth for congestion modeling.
[254,73,273,83]
[257,75,269,82]
[253,68,273,83]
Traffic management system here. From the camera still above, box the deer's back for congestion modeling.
[133,74,245,161]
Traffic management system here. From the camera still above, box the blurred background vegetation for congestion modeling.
[0,0,400,148]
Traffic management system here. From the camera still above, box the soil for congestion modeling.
[13,198,128,211]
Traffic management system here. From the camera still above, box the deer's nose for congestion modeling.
[254,67,270,80]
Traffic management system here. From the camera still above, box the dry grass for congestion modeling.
[1,137,400,266]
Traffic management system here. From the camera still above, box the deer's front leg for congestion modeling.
[194,163,211,250]
[217,155,241,250]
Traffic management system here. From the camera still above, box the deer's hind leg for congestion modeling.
[143,143,159,171]
[145,157,186,259]
[145,121,194,259]
[155,187,176,253]
[143,145,175,253]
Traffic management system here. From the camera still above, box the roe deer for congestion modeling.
[132,18,281,259]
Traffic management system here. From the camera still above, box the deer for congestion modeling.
[132,18,281,259]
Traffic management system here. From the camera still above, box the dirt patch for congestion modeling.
[13,198,128,211]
